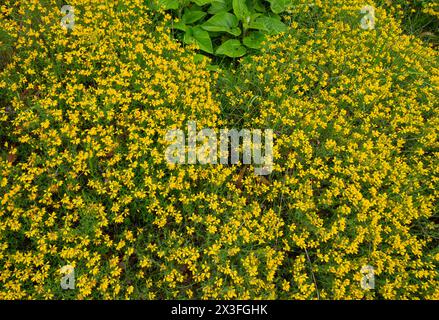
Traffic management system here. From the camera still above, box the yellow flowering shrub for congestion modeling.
[0,0,437,299]
[218,0,438,299]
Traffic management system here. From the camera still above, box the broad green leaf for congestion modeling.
[248,19,267,31]
[183,27,194,44]
[173,20,188,31]
[208,0,232,14]
[250,13,262,20]
[157,0,179,10]
[216,39,247,57]
[183,26,214,53]
[193,0,216,5]
[193,27,214,53]
[243,31,266,49]
[182,9,207,24]
[232,0,251,21]
[252,0,267,12]
[229,27,242,36]
[201,12,241,35]
[250,16,287,34]
[243,12,261,29]
[267,0,290,14]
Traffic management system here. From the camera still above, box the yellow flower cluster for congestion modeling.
[220,0,438,299]
[0,0,437,299]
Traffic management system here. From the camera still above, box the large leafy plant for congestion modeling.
[156,0,296,57]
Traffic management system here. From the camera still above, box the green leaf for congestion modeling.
[249,16,287,34]
[173,20,188,31]
[193,0,216,5]
[157,0,180,10]
[208,0,232,14]
[252,0,267,12]
[182,9,207,24]
[232,0,251,21]
[229,27,242,36]
[216,39,247,57]
[267,0,290,14]
[248,20,267,31]
[193,27,214,53]
[201,12,241,36]
[184,26,214,53]
[243,12,261,29]
[183,28,194,43]
[243,31,266,49]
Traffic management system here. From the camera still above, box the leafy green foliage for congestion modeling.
[156,0,295,57]
[243,30,265,49]
[184,26,214,53]
[216,39,247,57]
